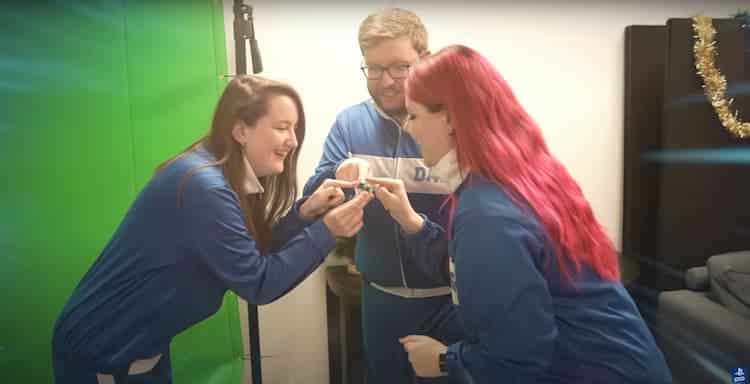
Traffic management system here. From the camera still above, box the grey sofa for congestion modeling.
[656,250,750,384]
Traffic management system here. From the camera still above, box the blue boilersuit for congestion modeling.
[52,145,336,383]
[303,100,467,383]
[440,174,673,384]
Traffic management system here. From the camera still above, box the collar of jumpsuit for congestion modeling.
[241,154,265,195]
[370,99,466,193]
[428,149,465,193]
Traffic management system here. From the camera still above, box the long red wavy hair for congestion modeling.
[407,45,619,281]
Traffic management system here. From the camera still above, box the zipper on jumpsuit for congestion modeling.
[391,122,409,289]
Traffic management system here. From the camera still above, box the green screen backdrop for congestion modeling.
[0,1,245,382]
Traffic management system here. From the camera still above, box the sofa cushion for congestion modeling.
[658,289,750,362]
[685,266,709,291]
[707,250,750,319]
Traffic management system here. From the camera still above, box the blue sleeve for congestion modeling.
[186,186,336,305]
[302,118,350,196]
[269,197,314,252]
[446,212,557,382]
[400,213,450,282]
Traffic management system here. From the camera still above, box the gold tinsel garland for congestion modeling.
[691,15,750,139]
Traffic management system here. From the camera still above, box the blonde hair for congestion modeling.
[358,8,428,54]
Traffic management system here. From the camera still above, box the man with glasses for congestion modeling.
[303,7,466,384]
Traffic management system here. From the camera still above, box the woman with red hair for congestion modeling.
[368,45,672,383]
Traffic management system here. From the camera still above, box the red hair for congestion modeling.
[407,45,619,282]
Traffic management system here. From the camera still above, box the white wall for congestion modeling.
[222,1,748,383]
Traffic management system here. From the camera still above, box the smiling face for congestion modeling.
[233,94,299,177]
[404,97,454,167]
[363,37,422,120]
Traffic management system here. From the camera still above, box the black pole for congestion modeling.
[234,0,262,75]
[233,3,263,382]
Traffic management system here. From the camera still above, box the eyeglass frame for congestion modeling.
[359,61,413,80]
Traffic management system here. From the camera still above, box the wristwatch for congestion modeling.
[438,350,458,374]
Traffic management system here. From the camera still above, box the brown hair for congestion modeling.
[156,75,305,253]
[358,7,428,54]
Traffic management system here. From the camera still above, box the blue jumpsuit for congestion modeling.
[52,146,336,383]
[440,174,673,384]
[304,100,467,383]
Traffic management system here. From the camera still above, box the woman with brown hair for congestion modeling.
[51,75,371,383]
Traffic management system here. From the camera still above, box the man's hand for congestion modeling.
[336,158,371,182]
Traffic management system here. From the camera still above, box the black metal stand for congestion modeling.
[234,0,262,75]
[233,2,263,382]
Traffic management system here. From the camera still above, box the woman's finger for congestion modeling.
[344,221,364,237]
[328,193,358,220]
[374,186,398,209]
[323,179,358,189]
[327,209,360,237]
[366,176,403,191]
[336,193,371,223]
[342,193,370,216]
[327,188,346,206]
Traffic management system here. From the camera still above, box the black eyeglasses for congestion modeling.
[360,63,411,80]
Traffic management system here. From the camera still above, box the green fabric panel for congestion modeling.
[124,0,226,187]
[0,3,135,383]
[0,1,243,382]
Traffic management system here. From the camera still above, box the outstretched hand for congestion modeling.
[299,179,357,221]
[322,191,373,238]
[366,177,424,234]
